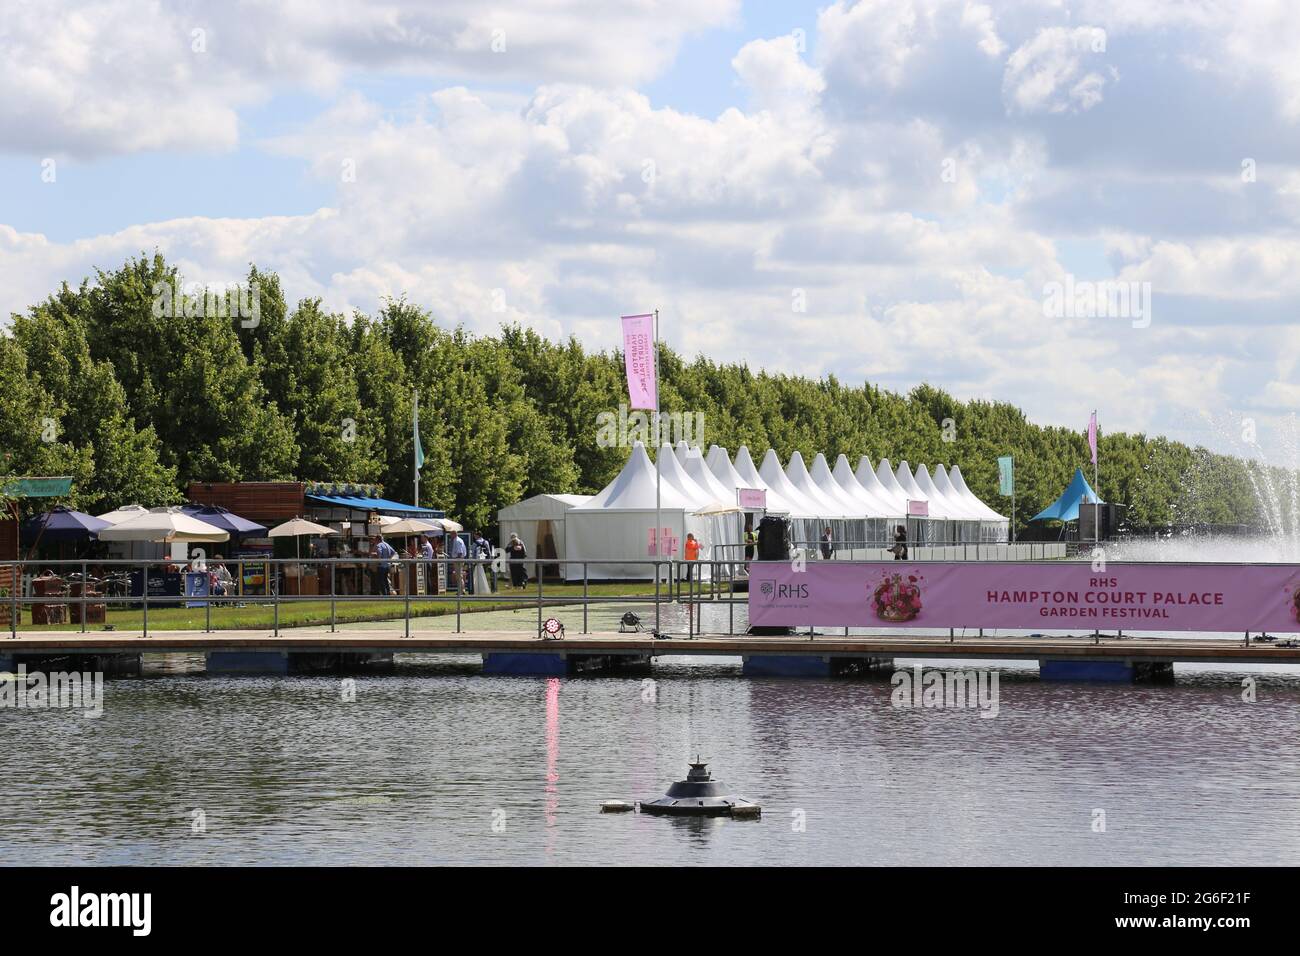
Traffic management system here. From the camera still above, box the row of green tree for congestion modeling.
[0,254,1271,534]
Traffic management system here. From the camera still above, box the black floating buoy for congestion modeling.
[638,757,761,818]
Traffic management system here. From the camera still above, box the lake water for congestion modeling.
[6,535,1300,866]
[3,649,1298,866]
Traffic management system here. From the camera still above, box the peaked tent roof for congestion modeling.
[656,443,716,507]
[759,450,823,517]
[705,445,751,496]
[1031,467,1103,522]
[939,465,1007,521]
[809,453,870,516]
[574,442,698,511]
[858,458,905,514]
[873,459,912,513]
[834,455,896,517]
[682,446,735,503]
[786,451,849,517]
[730,446,771,492]
[894,461,930,511]
[913,464,967,519]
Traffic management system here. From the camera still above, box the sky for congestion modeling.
[3,0,1300,460]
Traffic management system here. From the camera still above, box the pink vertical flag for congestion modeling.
[1087,411,1098,465]
[621,313,657,410]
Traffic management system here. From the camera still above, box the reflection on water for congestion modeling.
[2,654,1298,866]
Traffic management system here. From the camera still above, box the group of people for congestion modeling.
[819,525,909,559]
[373,530,496,595]
[818,525,908,560]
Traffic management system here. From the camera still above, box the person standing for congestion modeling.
[448,530,468,593]
[892,524,908,561]
[374,534,397,595]
[682,532,701,585]
[820,526,834,561]
[506,533,528,588]
[743,520,756,562]
[420,534,435,595]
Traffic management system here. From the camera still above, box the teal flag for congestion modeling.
[413,393,426,472]
[997,456,1014,496]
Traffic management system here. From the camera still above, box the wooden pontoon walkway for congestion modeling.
[4,629,1300,666]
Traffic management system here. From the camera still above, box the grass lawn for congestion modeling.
[7,581,669,632]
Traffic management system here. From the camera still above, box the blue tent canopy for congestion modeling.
[21,505,112,543]
[1032,468,1103,522]
[180,504,268,536]
[305,493,444,518]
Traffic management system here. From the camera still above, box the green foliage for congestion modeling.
[0,253,1265,534]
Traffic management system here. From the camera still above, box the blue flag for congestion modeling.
[413,392,426,472]
[997,455,1014,496]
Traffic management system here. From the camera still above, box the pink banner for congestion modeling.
[1088,411,1098,465]
[907,499,929,516]
[748,561,1300,633]
[621,313,656,410]
[738,488,767,509]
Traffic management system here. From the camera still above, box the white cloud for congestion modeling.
[0,0,739,158]
[1002,27,1113,115]
[6,1,1300,454]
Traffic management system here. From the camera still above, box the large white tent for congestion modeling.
[516,445,1008,574]
[563,443,741,580]
[497,493,591,573]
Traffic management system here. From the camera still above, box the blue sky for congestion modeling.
[3,0,1300,458]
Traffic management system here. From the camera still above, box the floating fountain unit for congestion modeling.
[636,759,761,818]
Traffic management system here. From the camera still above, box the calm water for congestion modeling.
[3,653,1299,866]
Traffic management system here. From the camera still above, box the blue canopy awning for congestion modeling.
[305,493,445,519]
[1032,468,1103,522]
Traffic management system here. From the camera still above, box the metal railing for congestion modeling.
[711,541,1068,562]
[2,557,700,640]
[3,556,1290,647]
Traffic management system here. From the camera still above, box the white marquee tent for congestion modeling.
[562,443,742,580]
[497,493,591,573]
[510,446,1008,576]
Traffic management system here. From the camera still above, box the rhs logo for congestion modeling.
[762,581,808,600]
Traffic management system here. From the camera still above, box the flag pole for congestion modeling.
[413,390,420,508]
[1093,408,1099,547]
[654,307,662,636]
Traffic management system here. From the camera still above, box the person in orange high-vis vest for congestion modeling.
[681,533,700,584]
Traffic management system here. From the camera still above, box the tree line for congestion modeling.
[0,254,1273,535]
